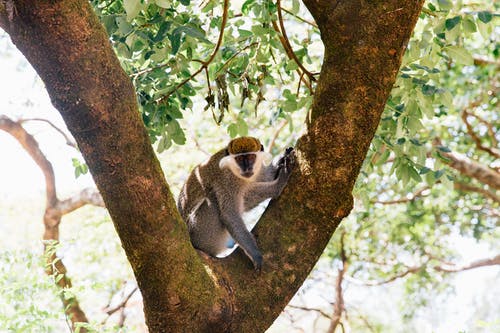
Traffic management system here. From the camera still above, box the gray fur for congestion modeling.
[177,146,294,270]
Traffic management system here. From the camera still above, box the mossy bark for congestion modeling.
[0,0,423,332]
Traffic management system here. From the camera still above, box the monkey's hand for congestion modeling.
[251,251,263,271]
[277,147,295,175]
[272,147,295,195]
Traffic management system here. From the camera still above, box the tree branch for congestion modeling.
[434,254,500,273]
[102,284,138,321]
[435,142,500,190]
[56,187,105,215]
[19,117,78,149]
[0,115,57,205]
[286,304,332,319]
[266,119,288,152]
[271,19,314,94]
[276,0,317,83]
[346,266,421,286]
[327,233,347,333]
[461,109,500,159]
[281,7,318,29]
[454,182,500,204]
[373,186,430,205]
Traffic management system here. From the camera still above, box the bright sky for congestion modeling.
[0,34,95,197]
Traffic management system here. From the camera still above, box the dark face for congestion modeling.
[235,153,257,178]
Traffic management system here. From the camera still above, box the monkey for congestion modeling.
[177,137,295,270]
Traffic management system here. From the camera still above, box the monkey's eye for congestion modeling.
[236,154,256,161]
[235,154,256,165]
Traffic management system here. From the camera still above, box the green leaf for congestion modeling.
[236,117,249,136]
[408,165,423,182]
[227,123,238,138]
[251,25,269,36]
[179,0,190,5]
[437,145,451,153]
[174,26,212,44]
[285,60,299,71]
[434,169,445,180]
[291,0,300,14]
[462,17,477,34]
[477,11,492,24]
[242,0,255,14]
[444,46,474,65]
[157,134,172,153]
[168,32,181,55]
[441,90,453,108]
[419,167,431,175]
[437,0,453,11]
[238,29,253,39]
[123,0,145,21]
[445,16,461,31]
[154,21,172,42]
[155,0,171,8]
[422,84,437,96]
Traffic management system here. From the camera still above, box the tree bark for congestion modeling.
[0,0,424,331]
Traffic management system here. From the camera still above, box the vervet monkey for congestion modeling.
[177,137,295,270]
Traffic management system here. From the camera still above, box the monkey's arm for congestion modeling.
[245,148,295,210]
[216,193,263,270]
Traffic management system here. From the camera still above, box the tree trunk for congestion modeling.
[0,0,424,331]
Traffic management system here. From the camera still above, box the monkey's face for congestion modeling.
[220,151,267,181]
[235,153,258,178]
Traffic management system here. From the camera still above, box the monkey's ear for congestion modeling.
[261,151,273,166]
[219,155,232,169]
[260,144,264,151]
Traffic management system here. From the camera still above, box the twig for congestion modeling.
[373,186,430,205]
[461,109,500,159]
[56,188,105,215]
[347,306,377,333]
[271,21,313,94]
[346,265,421,286]
[213,42,259,77]
[277,0,316,83]
[20,117,77,149]
[287,304,332,319]
[156,0,229,105]
[130,62,170,79]
[434,254,500,273]
[326,232,347,333]
[454,182,500,204]
[273,0,316,92]
[266,119,288,152]
[103,286,138,318]
[280,7,318,29]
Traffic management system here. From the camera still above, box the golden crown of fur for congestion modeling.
[227,137,262,154]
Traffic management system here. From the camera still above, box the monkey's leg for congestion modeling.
[218,201,263,270]
[188,198,231,257]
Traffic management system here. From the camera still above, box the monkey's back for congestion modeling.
[177,149,226,222]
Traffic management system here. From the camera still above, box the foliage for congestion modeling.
[91,0,318,152]
[321,0,499,327]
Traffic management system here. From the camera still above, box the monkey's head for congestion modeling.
[219,137,271,180]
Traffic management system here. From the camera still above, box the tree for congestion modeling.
[0,0,424,332]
